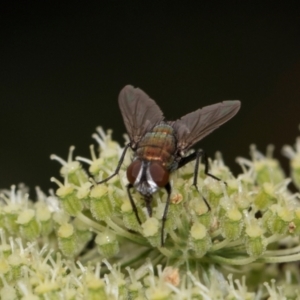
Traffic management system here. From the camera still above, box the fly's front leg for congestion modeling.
[127,183,142,225]
[161,182,171,247]
[97,142,131,184]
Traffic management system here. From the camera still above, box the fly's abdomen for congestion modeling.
[136,124,176,168]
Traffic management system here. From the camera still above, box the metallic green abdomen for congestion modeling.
[136,123,176,169]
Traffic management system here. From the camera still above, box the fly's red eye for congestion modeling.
[126,160,142,184]
[149,162,169,187]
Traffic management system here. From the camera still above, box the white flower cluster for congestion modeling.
[1,127,300,298]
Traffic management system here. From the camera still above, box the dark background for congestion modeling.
[1,2,300,196]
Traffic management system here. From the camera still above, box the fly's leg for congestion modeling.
[97,142,131,184]
[194,149,221,182]
[161,182,171,247]
[127,183,142,225]
[144,195,153,217]
[178,149,222,211]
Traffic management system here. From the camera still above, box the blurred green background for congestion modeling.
[1,3,300,195]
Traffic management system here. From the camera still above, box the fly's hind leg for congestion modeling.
[178,149,222,211]
[126,183,142,225]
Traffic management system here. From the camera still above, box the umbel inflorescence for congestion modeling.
[1,127,300,299]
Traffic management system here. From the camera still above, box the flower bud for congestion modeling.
[90,185,114,220]
[56,184,83,216]
[189,198,212,227]
[76,182,92,208]
[267,205,294,234]
[57,223,77,257]
[0,257,10,276]
[254,183,276,210]
[0,284,17,300]
[52,211,70,229]
[36,205,53,236]
[145,287,171,300]
[51,147,88,186]
[121,200,144,231]
[190,223,212,257]
[7,253,23,281]
[128,282,143,299]
[205,179,223,209]
[34,282,60,296]
[89,158,104,176]
[73,217,93,245]
[290,156,300,189]
[226,179,239,195]
[142,218,160,247]
[220,208,243,240]
[16,209,40,241]
[95,232,119,258]
[63,162,88,186]
[254,158,284,185]
[84,274,107,300]
[3,205,20,234]
[245,222,266,257]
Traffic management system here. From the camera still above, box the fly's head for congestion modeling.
[126,159,170,196]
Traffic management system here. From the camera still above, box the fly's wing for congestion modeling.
[118,85,164,146]
[173,100,241,152]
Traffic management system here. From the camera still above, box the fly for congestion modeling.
[97,85,241,246]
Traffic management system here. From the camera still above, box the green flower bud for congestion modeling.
[57,223,77,257]
[85,275,107,300]
[0,244,11,258]
[118,283,129,299]
[16,209,40,241]
[220,208,243,240]
[76,182,92,208]
[90,185,114,220]
[7,254,23,281]
[121,200,144,231]
[3,205,20,234]
[245,222,266,257]
[142,218,160,247]
[56,184,83,216]
[226,179,239,195]
[51,147,88,186]
[73,217,93,245]
[63,163,88,186]
[0,285,17,300]
[0,257,10,276]
[190,223,212,257]
[145,287,171,300]
[95,232,119,258]
[128,282,143,300]
[290,155,300,188]
[52,210,70,229]
[267,205,294,234]
[188,197,212,228]
[254,158,285,185]
[89,157,104,176]
[34,282,60,296]
[36,205,53,236]
[205,180,223,209]
[254,183,277,210]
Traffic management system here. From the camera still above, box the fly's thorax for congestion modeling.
[136,123,177,169]
[126,159,170,196]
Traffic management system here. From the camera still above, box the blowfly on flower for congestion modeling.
[97,85,241,246]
